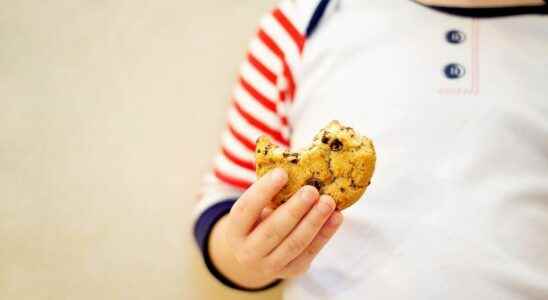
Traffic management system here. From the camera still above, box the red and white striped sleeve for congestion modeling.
[192,0,321,290]
[193,1,314,216]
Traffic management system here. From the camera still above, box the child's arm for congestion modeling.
[208,169,343,289]
[192,0,337,291]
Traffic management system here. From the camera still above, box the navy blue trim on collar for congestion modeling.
[306,0,547,38]
[424,3,548,18]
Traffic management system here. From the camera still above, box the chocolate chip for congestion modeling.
[330,139,343,151]
[288,155,299,164]
[321,136,329,144]
[283,152,299,164]
[306,178,323,191]
[340,187,345,192]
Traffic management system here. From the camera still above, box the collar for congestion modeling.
[306,0,547,37]
[415,1,548,18]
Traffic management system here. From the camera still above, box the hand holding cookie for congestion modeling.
[218,168,343,287]
[208,121,373,289]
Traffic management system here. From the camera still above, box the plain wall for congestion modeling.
[0,1,280,299]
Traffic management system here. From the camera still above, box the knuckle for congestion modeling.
[285,235,307,254]
[253,180,274,197]
[307,214,325,229]
[263,226,286,244]
[285,207,303,223]
[317,228,332,240]
[264,259,284,274]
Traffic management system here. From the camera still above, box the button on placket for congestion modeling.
[443,29,466,80]
[446,30,466,44]
[438,20,479,94]
[444,63,466,79]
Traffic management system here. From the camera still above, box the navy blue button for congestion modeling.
[446,30,466,44]
[444,63,465,79]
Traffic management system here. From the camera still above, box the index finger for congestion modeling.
[228,168,288,238]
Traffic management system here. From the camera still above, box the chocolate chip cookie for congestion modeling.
[255,120,376,210]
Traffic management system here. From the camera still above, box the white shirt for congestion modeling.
[285,0,548,299]
[194,0,548,298]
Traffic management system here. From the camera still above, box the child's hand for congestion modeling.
[209,168,343,289]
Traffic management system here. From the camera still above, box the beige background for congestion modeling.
[0,1,280,299]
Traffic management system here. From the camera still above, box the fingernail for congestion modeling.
[317,196,335,214]
[270,168,287,184]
